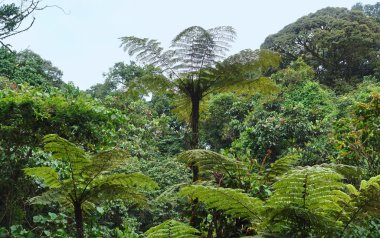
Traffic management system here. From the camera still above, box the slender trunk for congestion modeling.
[74,202,84,238]
[190,95,200,149]
[190,94,200,227]
[190,94,200,181]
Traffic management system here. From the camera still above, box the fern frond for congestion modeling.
[265,153,299,182]
[84,173,157,206]
[92,173,158,190]
[320,163,363,182]
[24,167,61,188]
[144,220,200,238]
[216,77,279,96]
[179,185,263,220]
[347,175,380,218]
[43,134,90,176]
[82,201,96,215]
[83,149,128,176]
[120,36,177,74]
[264,166,350,233]
[171,26,236,73]
[177,149,244,178]
[28,189,66,205]
[268,167,349,212]
[27,135,158,215]
[346,184,359,196]
[120,37,162,64]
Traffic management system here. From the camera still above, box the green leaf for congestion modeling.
[145,220,200,238]
[179,185,263,220]
[24,167,61,188]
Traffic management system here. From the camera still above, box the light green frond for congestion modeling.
[320,163,363,182]
[43,134,90,175]
[217,77,279,96]
[346,184,359,196]
[171,95,192,123]
[266,153,300,182]
[179,185,263,220]
[24,167,61,188]
[366,175,380,187]
[129,73,173,96]
[93,173,158,190]
[268,167,347,212]
[265,166,349,231]
[89,184,147,206]
[145,220,200,238]
[348,175,380,218]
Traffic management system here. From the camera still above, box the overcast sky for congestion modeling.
[4,0,380,89]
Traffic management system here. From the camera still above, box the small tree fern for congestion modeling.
[24,134,157,238]
[144,220,200,238]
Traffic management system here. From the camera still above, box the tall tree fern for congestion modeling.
[121,26,280,153]
[24,134,157,238]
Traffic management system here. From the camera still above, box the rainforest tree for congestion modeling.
[261,7,380,91]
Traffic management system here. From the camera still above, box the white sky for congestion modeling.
[4,0,380,89]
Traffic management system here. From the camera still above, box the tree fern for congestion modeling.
[144,220,200,238]
[24,134,157,238]
[121,26,280,153]
[179,185,263,220]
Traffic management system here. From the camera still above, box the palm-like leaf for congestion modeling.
[82,149,128,176]
[264,166,351,234]
[267,166,349,212]
[43,134,89,177]
[28,190,67,206]
[145,220,200,238]
[121,26,236,80]
[265,153,299,182]
[179,185,263,220]
[177,149,244,177]
[24,166,61,188]
[171,26,236,74]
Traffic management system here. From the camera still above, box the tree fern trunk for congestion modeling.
[74,202,84,238]
[190,93,200,228]
[190,95,200,149]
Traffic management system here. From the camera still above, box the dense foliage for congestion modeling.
[2,2,380,238]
